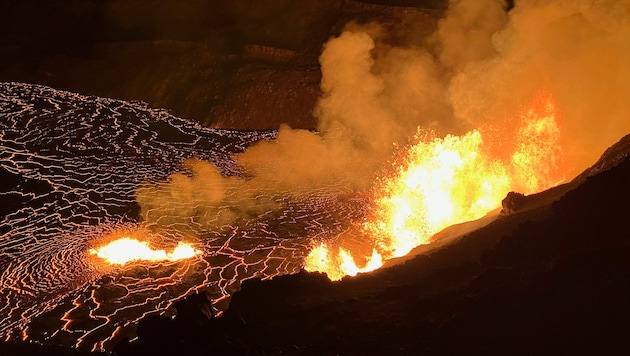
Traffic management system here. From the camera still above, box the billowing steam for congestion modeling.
[137,0,630,265]
[448,0,630,170]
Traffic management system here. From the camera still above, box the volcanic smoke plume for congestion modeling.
[137,0,630,280]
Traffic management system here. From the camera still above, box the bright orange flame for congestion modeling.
[306,93,566,280]
[89,238,201,265]
[305,243,383,281]
[371,129,512,258]
[510,98,564,192]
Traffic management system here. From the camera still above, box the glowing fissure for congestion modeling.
[90,238,201,265]
[306,96,565,281]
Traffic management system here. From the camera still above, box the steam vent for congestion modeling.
[2,1,630,354]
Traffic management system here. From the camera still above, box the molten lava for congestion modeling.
[306,94,566,281]
[90,238,201,265]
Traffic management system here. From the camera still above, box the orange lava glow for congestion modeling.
[306,94,566,281]
[89,238,202,265]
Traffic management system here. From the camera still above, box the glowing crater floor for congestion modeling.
[0,82,367,351]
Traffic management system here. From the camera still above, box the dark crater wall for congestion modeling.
[0,0,446,129]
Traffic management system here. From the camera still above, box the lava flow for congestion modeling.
[306,94,566,280]
[90,238,202,265]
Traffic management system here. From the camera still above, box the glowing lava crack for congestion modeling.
[90,238,202,265]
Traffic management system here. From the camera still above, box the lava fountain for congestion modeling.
[306,93,566,280]
[90,237,202,265]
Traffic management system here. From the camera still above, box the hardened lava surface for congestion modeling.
[0,82,368,351]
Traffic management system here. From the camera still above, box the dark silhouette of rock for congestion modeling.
[136,314,174,345]
[500,191,527,215]
[113,290,244,355]
[172,291,215,339]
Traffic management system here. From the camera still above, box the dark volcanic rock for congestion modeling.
[500,191,527,215]
[0,0,445,129]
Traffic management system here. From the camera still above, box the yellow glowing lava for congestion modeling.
[306,94,566,281]
[305,244,383,281]
[90,238,201,265]
[371,129,512,258]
